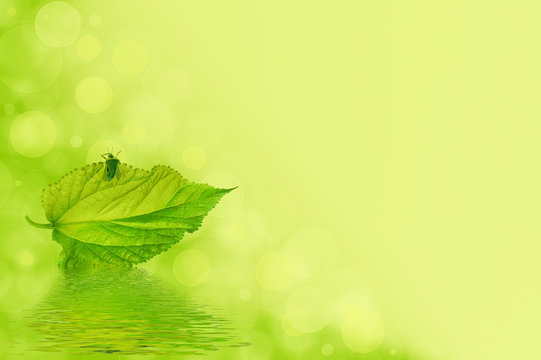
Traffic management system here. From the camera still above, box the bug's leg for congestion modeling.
[101,153,108,160]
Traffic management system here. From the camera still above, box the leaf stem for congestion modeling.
[25,216,53,229]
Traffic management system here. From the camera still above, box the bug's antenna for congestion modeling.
[116,150,122,157]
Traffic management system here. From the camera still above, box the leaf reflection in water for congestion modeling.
[13,268,246,355]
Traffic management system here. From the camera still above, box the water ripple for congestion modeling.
[11,268,247,355]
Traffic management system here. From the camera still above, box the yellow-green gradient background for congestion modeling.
[0,1,538,359]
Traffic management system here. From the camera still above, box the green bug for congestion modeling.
[101,150,121,182]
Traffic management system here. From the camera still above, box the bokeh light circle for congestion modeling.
[0,25,63,93]
[182,145,206,170]
[10,111,56,157]
[341,307,385,353]
[112,40,149,76]
[172,249,210,286]
[285,286,331,333]
[70,135,83,148]
[76,76,113,113]
[76,35,101,60]
[20,252,35,267]
[256,251,295,291]
[35,1,81,47]
[123,120,146,144]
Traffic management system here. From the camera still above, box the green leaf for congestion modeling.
[26,163,234,269]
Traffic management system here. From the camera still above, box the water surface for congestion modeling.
[11,268,246,356]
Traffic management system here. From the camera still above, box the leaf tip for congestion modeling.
[225,186,238,192]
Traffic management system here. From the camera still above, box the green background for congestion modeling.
[0,1,538,359]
